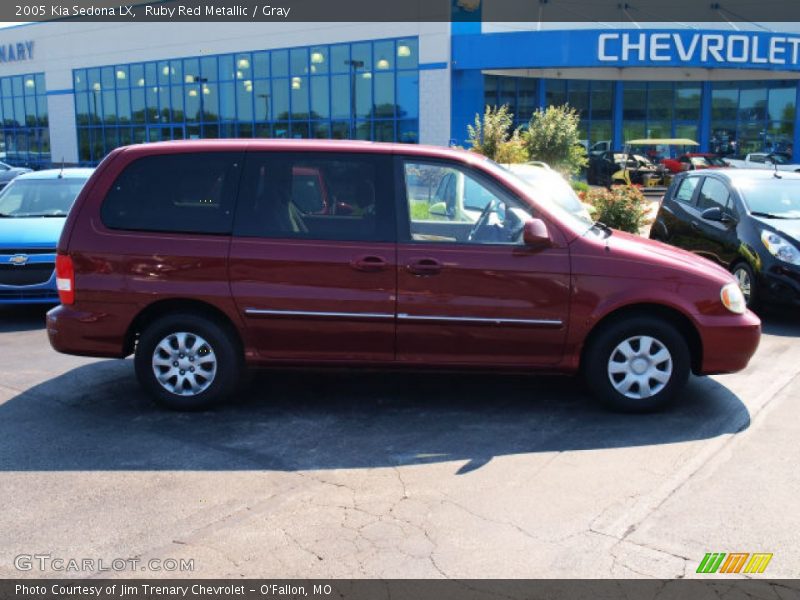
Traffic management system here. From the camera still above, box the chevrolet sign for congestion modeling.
[8,254,29,266]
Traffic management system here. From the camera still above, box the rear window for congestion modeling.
[101,152,242,234]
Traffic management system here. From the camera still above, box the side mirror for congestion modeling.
[700,206,732,223]
[522,218,552,248]
[335,201,354,216]
[428,202,448,217]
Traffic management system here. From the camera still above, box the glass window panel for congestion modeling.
[255,122,273,138]
[35,73,45,91]
[710,124,738,156]
[623,122,646,142]
[75,93,89,125]
[130,64,145,88]
[312,121,330,139]
[100,67,115,89]
[157,61,171,85]
[290,47,309,76]
[396,38,418,70]
[272,50,289,78]
[1,78,10,96]
[590,121,612,146]
[254,79,271,120]
[201,82,220,121]
[159,86,170,122]
[182,58,199,83]
[675,84,701,121]
[396,72,418,119]
[355,121,371,140]
[291,122,310,138]
[237,79,254,121]
[118,90,131,122]
[355,73,372,119]
[768,84,795,122]
[331,120,349,139]
[131,88,145,123]
[737,122,764,155]
[104,128,118,154]
[712,83,739,121]
[253,51,270,79]
[74,69,87,92]
[374,40,394,72]
[14,97,25,125]
[144,63,157,86]
[87,69,101,92]
[648,82,673,122]
[623,82,646,120]
[373,72,395,118]
[499,77,515,108]
[646,121,670,138]
[235,53,252,79]
[767,120,794,154]
[171,86,184,122]
[310,76,330,119]
[546,79,567,108]
[219,54,235,81]
[273,122,289,138]
[170,60,183,85]
[675,124,698,142]
[739,84,767,121]
[184,86,199,122]
[330,44,350,74]
[518,77,538,117]
[102,90,117,124]
[203,123,219,138]
[272,78,289,120]
[291,76,309,118]
[590,81,613,121]
[484,75,498,109]
[200,56,217,80]
[568,80,590,119]
[24,95,36,124]
[238,122,253,138]
[145,85,158,123]
[36,95,47,125]
[309,46,328,75]
[119,128,132,146]
[398,119,418,143]
[374,120,395,142]
[351,42,372,71]
[331,74,350,120]
[114,65,129,88]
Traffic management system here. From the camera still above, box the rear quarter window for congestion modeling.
[674,176,699,204]
[100,152,242,234]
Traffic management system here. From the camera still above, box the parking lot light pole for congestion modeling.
[192,75,208,137]
[345,59,364,139]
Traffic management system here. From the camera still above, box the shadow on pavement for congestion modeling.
[0,305,52,333]
[0,359,750,474]
[757,305,800,337]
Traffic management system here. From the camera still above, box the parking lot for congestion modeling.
[0,304,798,579]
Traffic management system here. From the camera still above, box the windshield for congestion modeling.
[0,178,88,218]
[706,156,727,166]
[492,163,595,234]
[769,154,790,165]
[737,179,800,218]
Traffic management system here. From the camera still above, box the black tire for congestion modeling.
[731,262,758,309]
[134,313,242,411]
[583,316,690,413]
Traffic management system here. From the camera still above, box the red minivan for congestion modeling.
[47,140,761,412]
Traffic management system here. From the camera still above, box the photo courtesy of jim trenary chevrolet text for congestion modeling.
[0,1,798,599]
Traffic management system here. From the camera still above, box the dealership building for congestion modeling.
[1,16,800,167]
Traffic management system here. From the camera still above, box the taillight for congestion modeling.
[55,254,75,305]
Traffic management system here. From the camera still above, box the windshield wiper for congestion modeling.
[751,211,793,219]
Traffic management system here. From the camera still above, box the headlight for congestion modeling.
[721,282,746,314]
[761,230,800,265]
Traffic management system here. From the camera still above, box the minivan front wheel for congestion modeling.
[583,316,690,412]
[134,313,241,410]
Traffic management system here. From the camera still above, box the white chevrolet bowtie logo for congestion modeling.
[8,254,29,266]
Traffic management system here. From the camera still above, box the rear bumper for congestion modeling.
[46,303,130,358]
[696,310,761,375]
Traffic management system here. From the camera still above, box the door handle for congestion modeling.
[407,258,442,276]
[351,255,387,272]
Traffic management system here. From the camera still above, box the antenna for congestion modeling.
[58,157,64,178]
[773,161,782,179]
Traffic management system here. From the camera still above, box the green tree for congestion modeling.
[523,104,588,175]
[467,105,527,163]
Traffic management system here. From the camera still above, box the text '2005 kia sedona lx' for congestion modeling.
[47,140,761,411]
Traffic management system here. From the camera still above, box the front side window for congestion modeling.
[403,161,530,245]
[234,152,393,242]
[101,152,241,234]
[697,178,731,212]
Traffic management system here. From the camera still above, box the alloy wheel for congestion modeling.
[151,331,217,396]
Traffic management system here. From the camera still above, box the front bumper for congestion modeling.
[696,310,762,375]
[757,263,800,307]
[0,251,58,305]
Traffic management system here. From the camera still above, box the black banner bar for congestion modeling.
[2,580,800,600]
[5,0,800,23]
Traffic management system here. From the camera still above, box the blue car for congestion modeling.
[0,168,94,304]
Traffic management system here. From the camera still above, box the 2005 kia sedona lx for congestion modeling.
[47,140,761,411]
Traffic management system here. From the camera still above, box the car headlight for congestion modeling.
[761,230,800,265]
[721,282,746,315]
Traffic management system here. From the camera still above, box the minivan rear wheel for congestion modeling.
[583,316,690,412]
[134,313,241,410]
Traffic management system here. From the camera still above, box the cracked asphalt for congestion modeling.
[0,304,798,579]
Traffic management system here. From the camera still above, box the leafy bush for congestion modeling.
[467,105,527,163]
[583,185,650,233]
[570,180,590,194]
[409,200,431,221]
[523,104,588,176]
